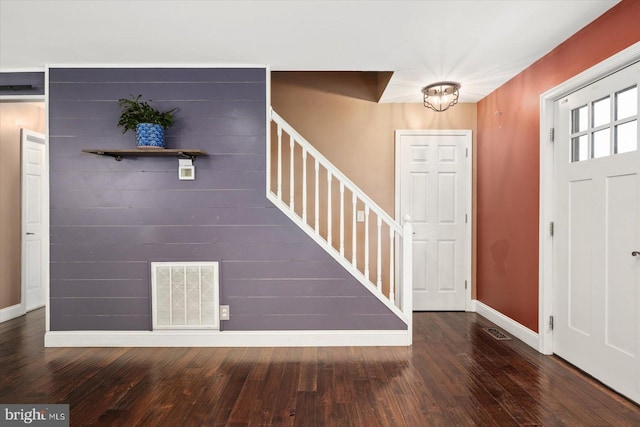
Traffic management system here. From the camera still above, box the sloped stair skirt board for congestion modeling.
[44,329,410,347]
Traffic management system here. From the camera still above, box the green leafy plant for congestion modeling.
[117,95,177,134]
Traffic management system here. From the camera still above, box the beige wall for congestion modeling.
[271,74,478,297]
[0,102,45,310]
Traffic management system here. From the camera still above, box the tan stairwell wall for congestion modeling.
[271,73,477,299]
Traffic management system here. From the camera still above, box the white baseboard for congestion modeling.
[45,329,410,348]
[473,300,540,351]
[466,299,477,312]
[0,304,25,324]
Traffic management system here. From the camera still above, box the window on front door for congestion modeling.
[570,80,637,163]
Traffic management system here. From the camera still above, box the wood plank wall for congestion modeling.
[48,68,406,332]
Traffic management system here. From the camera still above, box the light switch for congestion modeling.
[357,210,365,222]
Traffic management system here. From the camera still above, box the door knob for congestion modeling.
[26,232,34,235]
[633,251,640,257]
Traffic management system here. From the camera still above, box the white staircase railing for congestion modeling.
[267,109,412,325]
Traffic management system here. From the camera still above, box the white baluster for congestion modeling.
[302,148,307,222]
[327,171,332,247]
[376,217,382,291]
[364,206,370,280]
[352,194,357,267]
[402,215,413,316]
[389,226,395,303]
[314,159,319,233]
[289,135,294,210]
[339,182,345,256]
[277,124,282,199]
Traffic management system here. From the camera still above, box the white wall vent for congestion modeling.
[151,262,220,330]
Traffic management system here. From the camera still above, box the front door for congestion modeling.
[397,130,471,311]
[553,63,640,403]
[21,129,46,312]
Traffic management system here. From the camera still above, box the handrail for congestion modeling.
[271,109,402,235]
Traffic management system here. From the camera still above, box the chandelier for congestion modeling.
[422,81,461,112]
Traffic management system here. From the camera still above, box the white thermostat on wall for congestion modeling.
[178,158,195,180]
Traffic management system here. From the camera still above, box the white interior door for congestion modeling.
[553,63,640,403]
[397,130,471,311]
[21,129,46,312]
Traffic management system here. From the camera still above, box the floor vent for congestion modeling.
[484,327,511,340]
[151,262,220,330]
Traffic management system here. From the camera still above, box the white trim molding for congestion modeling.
[474,300,539,350]
[0,67,46,72]
[538,41,640,356]
[0,304,25,324]
[44,66,51,333]
[44,329,411,348]
[45,63,267,70]
[0,95,45,102]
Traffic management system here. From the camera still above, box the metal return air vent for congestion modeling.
[483,327,511,340]
[151,262,220,330]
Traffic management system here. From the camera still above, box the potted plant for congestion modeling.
[117,95,177,149]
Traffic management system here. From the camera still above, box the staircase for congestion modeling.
[267,109,412,326]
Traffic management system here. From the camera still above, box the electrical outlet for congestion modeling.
[219,305,230,320]
[357,210,365,222]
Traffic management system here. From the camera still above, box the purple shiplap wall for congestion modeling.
[0,72,45,95]
[49,68,406,332]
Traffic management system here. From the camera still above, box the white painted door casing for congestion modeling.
[539,42,640,357]
[396,130,472,311]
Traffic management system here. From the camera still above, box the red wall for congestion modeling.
[476,0,640,332]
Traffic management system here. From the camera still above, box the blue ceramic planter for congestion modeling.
[136,123,165,148]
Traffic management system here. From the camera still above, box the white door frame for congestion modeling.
[21,129,47,313]
[0,90,48,325]
[538,41,640,355]
[395,129,473,311]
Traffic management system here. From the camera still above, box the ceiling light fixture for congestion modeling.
[422,81,461,112]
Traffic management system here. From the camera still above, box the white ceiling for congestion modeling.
[0,0,620,103]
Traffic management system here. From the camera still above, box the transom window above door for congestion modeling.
[570,84,638,162]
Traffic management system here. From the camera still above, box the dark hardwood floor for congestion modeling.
[1,309,638,426]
